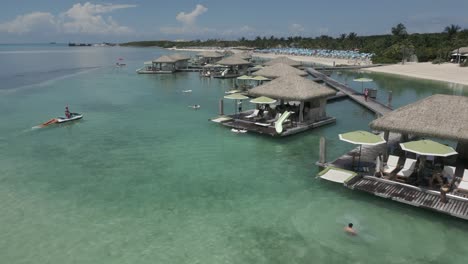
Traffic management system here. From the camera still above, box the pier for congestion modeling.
[306,68,392,116]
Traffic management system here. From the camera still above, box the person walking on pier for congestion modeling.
[364,88,369,102]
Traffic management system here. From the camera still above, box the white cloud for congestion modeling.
[0,2,136,35]
[176,4,207,26]
[160,5,257,38]
[0,12,56,34]
[289,23,304,35]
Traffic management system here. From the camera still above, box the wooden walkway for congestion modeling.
[346,176,468,220]
[313,64,384,71]
[306,68,392,116]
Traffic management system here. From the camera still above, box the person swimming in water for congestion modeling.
[344,223,357,236]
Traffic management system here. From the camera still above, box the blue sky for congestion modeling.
[0,0,467,43]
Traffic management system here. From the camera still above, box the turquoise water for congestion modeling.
[1,45,468,263]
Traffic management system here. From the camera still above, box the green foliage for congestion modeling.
[121,24,468,64]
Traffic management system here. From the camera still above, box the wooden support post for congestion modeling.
[299,102,304,122]
[383,131,390,160]
[219,99,224,115]
[319,136,326,165]
[387,90,393,107]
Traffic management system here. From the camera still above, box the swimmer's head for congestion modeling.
[348,223,353,228]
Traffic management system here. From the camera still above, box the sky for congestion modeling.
[0,0,467,43]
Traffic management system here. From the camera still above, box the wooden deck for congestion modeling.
[214,112,336,137]
[306,68,392,116]
[346,176,468,220]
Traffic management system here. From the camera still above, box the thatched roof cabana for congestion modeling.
[370,94,468,141]
[153,55,177,63]
[264,56,301,67]
[169,53,191,61]
[452,47,468,54]
[217,56,251,66]
[248,74,335,101]
[252,63,307,79]
[233,52,252,60]
[197,51,224,58]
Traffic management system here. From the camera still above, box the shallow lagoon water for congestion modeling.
[1,45,468,263]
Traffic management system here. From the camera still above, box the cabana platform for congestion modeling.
[317,94,468,221]
[215,113,336,137]
[346,175,468,220]
[317,135,468,221]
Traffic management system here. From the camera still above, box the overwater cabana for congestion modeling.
[196,51,224,65]
[370,94,468,161]
[263,56,302,67]
[169,53,191,70]
[233,52,252,62]
[212,75,336,136]
[211,56,251,78]
[137,55,176,74]
[252,63,308,79]
[317,94,468,221]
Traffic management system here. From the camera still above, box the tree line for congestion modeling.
[121,23,468,64]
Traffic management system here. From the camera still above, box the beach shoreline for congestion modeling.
[168,47,468,86]
[364,62,468,86]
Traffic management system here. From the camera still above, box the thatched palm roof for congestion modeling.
[252,63,307,78]
[197,51,224,58]
[370,94,468,141]
[153,55,176,63]
[264,56,301,67]
[217,56,251,66]
[170,53,191,61]
[233,52,252,60]
[248,74,336,101]
[452,47,468,54]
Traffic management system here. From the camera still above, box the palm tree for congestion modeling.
[391,23,408,38]
[339,33,347,41]
[444,24,461,39]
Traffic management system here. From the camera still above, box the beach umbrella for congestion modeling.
[250,96,277,104]
[400,139,457,157]
[252,75,270,81]
[353,78,373,93]
[237,75,254,80]
[224,93,249,116]
[339,130,386,170]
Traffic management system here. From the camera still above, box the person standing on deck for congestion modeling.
[364,88,369,102]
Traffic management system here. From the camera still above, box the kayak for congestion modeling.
[56,113,83,123]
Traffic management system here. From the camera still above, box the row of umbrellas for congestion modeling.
[339,130,457,169]
[256,48,374,60]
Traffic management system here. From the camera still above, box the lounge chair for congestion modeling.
[396,158,417,179]
[245,109,259,119]
[274,111,291,134]
[442,166,456,182]
[383,155,399,175]
[455,170,468,193]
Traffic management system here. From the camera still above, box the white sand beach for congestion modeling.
[251,53,366,67]
[169,47,468,86]
[365,62,468,86]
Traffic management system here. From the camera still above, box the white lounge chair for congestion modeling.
[442,166,456,182]
[396,158,417,178]
[383,155,399,174]
[245,109,259,119]
[456,170,468,193]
